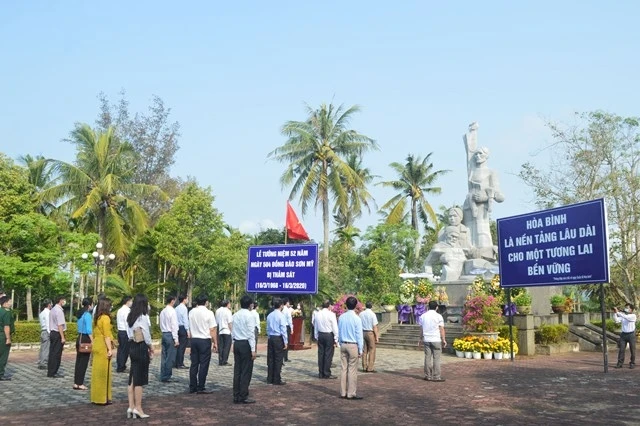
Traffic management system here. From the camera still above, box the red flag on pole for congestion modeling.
[286,201,310,241]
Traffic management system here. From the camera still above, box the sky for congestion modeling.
[1,1,639,241]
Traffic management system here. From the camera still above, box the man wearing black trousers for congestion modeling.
[266,299,288,385]
[231,295,257,404]
[175,295,190,369]
[215,300,233,366]
[314,300,339,379]
[47,296,67,378]
[115,296,132,373]
[188,294,218,394]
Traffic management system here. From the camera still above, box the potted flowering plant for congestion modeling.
[380,293,399,312]
[332,294,365,317]
[513,290,532,314]
[462,294,504,334]
[400,280,416,304]
[550,294,567,313]
[435,286,449,306]
[415,279,434,304]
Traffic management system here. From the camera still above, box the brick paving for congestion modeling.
[1,342,638,425]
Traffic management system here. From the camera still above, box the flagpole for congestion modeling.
[284,201,288,244]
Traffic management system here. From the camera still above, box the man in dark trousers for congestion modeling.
[266,298,288,385]
[47,296,67,378]
[116,296,132,372]
[314,300,339,379]
[175,295,190,369]
[614,304,637,369]
[231,295,257,404]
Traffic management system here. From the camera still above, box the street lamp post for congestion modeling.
[82,242,115,298]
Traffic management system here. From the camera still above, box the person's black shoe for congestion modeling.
[0,375,12,381]
[614,364,623,369]
[49,373,64,378]
[432,378,446,382]
[346,395,363,400]
[630,364,635,369]
[161,378,178,383]
[241,399,256,404]
[273,381,286,385]
[38,365,47,370]
[197,389,214,394]
[176,366,188,369]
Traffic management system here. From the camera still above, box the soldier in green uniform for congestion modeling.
[0,295,15,380]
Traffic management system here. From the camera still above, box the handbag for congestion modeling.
[133,327,145,343]
[78,333,92,353]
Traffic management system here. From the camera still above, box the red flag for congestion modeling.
[286,201,310,241]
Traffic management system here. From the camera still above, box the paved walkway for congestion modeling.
[1,343,638,425]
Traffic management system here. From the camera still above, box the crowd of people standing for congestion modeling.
[0,291,457,415]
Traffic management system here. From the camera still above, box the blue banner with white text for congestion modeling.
[497,199,609,288]
[246,244,319,294]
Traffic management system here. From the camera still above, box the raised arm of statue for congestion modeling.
[464,122,479,187]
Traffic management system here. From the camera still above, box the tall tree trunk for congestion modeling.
[322,191,330,273]
[26,286,33,321]
[412,199,421,262]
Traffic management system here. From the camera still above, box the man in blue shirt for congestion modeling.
[338,296,364,400]
[266,298,288,385]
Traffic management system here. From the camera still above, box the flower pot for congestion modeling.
[472,352,482,360]
[383,304,396,312]
[455,350,464,358]
[482,352,493,360]
[464,351,473,359]
[551,305,566,314]
[494,352,504,360]
[517,305,531,315]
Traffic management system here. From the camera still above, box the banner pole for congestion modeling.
[599,283,608,373]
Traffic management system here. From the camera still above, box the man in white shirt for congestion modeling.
[231,295,257,404]
[37,299,52,370]
[159,295,179,382]
[250,302,261,357]
[314,300,339,379]
[360,302,379,373]
[614,303,637,369]
[116,296,132,373]
[282,298,293,362]
[175,295,190,369]
[215,300,233,366]
[418,300,447,382]
[188,294,218,394]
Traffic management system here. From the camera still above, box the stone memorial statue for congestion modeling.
[462,122,504,260]
[424,122,505,282]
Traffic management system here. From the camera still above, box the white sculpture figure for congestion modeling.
[425,226,468,281]
[438,207,474,253]
[462,122,504,259]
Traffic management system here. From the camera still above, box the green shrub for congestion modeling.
[14,321,79,343]
[535,324,569,344]
[592,319,624,334]
[550,294,566,306]
[514,291,532,306]
[498,325,518,341]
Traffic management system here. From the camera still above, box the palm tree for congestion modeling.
[18,154,55,215]
[378,153,449,258]
[269,103,378,271]
[40,124,165,257]
[334,153,378,230]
